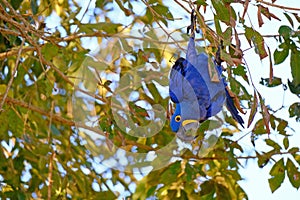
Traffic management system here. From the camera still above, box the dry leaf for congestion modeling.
[258,92,271,135]
[226,86,246,114]
[268,46,273,85]
[247,91,258,128]
[242,0,249,20]
[257,5,264,27]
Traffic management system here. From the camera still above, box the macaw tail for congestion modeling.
[225,88,245,128]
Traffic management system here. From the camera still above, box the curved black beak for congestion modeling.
[176,121,199,142]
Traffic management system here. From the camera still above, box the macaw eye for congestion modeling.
[175,115,181,122]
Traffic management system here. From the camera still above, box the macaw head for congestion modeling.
[170,103,182,132]
[170,103,200,141]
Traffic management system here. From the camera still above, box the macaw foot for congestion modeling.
[176,121,199,142]
[187,9,199,37]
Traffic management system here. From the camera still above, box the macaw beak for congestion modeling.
[176,120,199,142]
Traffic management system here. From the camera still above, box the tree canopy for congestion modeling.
[0,0,299,199]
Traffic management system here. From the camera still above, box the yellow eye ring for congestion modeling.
[175,115,181,122]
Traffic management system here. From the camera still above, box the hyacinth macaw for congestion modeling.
[169,36,244,141]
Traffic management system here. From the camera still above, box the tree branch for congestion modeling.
[0,96,106,136]
[183,150,299,161]
[47,151,55,200]
[0,38,25,112]
[256,0,300,11]
[0,46,36,60]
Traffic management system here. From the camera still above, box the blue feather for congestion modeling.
[169,37,244,135]
[225,88,245,127]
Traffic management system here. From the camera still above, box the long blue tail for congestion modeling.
[216,64,244,128]
[225,88,244,128]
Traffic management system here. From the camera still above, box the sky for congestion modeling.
[46,0,300,199]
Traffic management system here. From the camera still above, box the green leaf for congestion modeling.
[289,147,300,154]
[185,163,194,182]
[200,180,215,197]
[265,138,281,150]
[212,0,230,24]
[31,60,44,78]
[95,0,111,8]
[141,8,154,24]
[128,101,149,117]
[289,102,300,122]
[245,26,268,59]
[215,181,231,200]
[283,137,289,150]
[252,119,266,135]
[288,80,300,96]
[283,13,294,27]
[160,161,181,185]
[290,49,300,85]
[274,48,289,64]
[220,49,234,66]
[82,56,108,71]
[37,78,53,98]
[232,64,247,77]
[41,43,59,61]
[53,55,67,71]
[277,119,288,134]
[199,119,222,133]
[286,158,300,189]
[294,154,300,165]
[230,141,244,153]
[151,4,173,26]
[51,124,61,136]
[256,151,270,168]
[146,186,157,198]
[268,158,285,192]
[196,0,208,6]
[146,82,162,103]
[258,92,271,134]
[5,109,24,137]
[278,25,292,40]
[31,0,38,15]
[222,27,232,46]
[248,91,258,128]
[292,13,300,23]
[10,0,23,10]
[259,77,282,87]
[0,84,7,95]
[78,22,122,34]
[214,15,222,35]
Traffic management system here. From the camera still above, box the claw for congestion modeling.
[187,9,199,37]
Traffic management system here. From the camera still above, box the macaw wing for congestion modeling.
[169,64,184,103]
[169,58,211,119]
[183,61,211,108]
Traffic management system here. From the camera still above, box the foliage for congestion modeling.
[0,0,299,199]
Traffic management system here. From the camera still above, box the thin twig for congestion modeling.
[47,151,55,200]
[1,0,56,44]
[0,27,21,36]
[256,0,300,11]
[183,149,298,161]
[0,46,36,60]
[0,38,25,112]
[0,96,108,138]
[74,0,93,33]
[141,0,185,51]
[174,0,190,13]
[61,32,199,44]
[48,101,55,142]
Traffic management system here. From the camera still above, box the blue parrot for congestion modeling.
[169,36,244,141]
